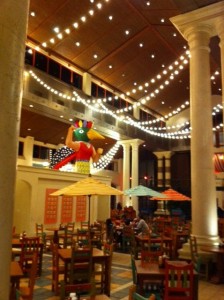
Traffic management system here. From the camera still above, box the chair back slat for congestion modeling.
[19,237,40,275]
[69,247,93,284]
[164,261,194,300]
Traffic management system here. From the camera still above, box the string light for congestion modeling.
[36,0,110,50]
[92,143,121,172]
[28,68,222,140]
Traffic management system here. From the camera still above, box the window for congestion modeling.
[49,59,60,78]
[33,145,51,159]
[72,73,82,89]
[61,66,71,84]
[25,46,33,65]
[35,52,47,71]
[18,141,24,156]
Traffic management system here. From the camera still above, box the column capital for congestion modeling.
[170,1,224,41]
[153,151,173,159]
[118,138,144,148]
[117,141,131,151]
[130,139,144,149]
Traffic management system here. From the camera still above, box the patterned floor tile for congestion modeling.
[30,253,132,300]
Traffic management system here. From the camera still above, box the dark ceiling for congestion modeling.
[21,0,222,150]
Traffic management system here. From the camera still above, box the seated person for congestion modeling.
[135,214,150,236]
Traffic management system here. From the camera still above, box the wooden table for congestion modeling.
[135,235,173,258]
[58,247,111,296]
[12,238,44,276]
[135,259,198,300]
[10,261,23,300]
[201,245,224,284]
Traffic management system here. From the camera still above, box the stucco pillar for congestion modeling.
[153,151,172,215]
[0,1,29,299]
[130,139,144,212]
[171,3,222,248]
[154,151,172,188]
[133,106,140,119]
[186,25,218,243]
[82,72,92,96]
[153,152,165,188]
[23,136,34,166]
[216,19,224,124]
[118,141,131,207]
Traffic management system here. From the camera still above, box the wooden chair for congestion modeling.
[130,254,138,285]
[90,224,104,249]
[59,222,75,248]
[140,250,164,296]
[105,218,115,243]
[51,242,65,295]
[81,221,90,230]
[69,247,93,284]
[141,249,163,266]
[94,242,113,293]
[189,235,211,280]
[146,233,162,251]
[16,252,38,300]
[122,225,135,252]
[60,281,94,300]
[77,229,91,248]
[19,237,40,276]
[130,235,141,260]
[129,284,156,300]
[35,223,52,251]
[164,261,194,300]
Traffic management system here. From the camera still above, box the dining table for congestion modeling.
[200,244,224,284]
[135,259,198,300]
[58,247,111,296]
[11,238,44,276]
[10,261,23,300]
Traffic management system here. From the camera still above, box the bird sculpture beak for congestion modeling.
[87,128,105,140]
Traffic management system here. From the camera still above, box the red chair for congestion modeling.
[164,261,194,300]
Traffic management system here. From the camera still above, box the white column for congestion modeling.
[133,106,140,119]
[216,19,224,124]
[23,136,34,166]
[130,139,144,212]
[153,151,172,215]
[153,152,165,188]
[187,25,218,243]
[0,1,29,299]
[118,141,131,207]
[82,72,92,96]
[171,3,222,247]
[164,152,172,187]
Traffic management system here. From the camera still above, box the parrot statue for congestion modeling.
[50,120,104,174]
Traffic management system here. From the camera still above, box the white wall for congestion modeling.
[14,166,116,235]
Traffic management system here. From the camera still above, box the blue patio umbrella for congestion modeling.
[124,185,167,198]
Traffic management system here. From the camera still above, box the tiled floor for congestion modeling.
[20,251,224,300]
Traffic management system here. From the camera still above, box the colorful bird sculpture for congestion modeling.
[50,120,104,174]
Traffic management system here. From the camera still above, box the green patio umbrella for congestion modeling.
[124,185,167,198]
